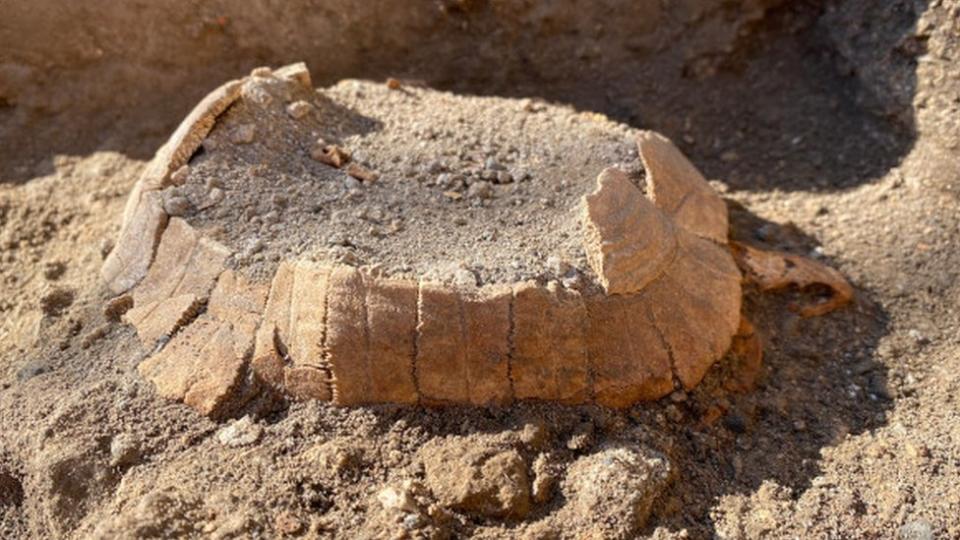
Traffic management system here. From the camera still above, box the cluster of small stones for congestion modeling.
[103,63,744,417]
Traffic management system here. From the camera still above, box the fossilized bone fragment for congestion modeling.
[731,242,854,317]
[104,63,852,417]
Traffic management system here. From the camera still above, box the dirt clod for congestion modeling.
[562,444,672,539]
[216,416,262,447]
[420,435,532,519]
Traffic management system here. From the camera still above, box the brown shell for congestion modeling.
[108,64,749,415]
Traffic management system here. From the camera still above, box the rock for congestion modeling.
[163,194,193,216]
[519,421,549,448]
[109,433,142,467]
[216,416,262,447]
[377,484,419,514]
[467,180,494,199]
[566,422,595,451]
[361,481,444,540]
[274,62,312,88]
[546,256,571,277]
[899,520,935,540]
[346,162,380,183]
[343,176,362,190]
[562,443,672,539]
[208,187,225,205]
[484,157,505,171]
[305,440,365,475]
[531,453,557,503]
[286,100,313,119]
[250,66,273,78]
[420,436,531,519]
[230,124,256,144]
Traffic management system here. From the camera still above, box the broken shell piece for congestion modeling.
[637,131,728,244]
[311,143,351,168]
[346,162,380,183]
[101,74,245,294]
[581,168,677,295]
[731,241,854,317]
[274,62,312,89]
[286,100,314,120]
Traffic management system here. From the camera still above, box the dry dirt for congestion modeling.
[186,76,640,286]
[2,1,959,539]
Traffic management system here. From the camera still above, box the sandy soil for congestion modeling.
[185,77,639,286]
[1,1,959,538]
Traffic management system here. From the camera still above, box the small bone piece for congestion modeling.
[731,242,854,317]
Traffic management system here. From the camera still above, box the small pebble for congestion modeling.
[467,181,494,199]
[899,520,934,540]
[344,176,362,191]
[484,157,505,171]
[109,433,141,467]
[208,188,225,204]
[546,256,571,277]
[217,416,262,447]
[231,124,256,144]
[311,143,351,168]
[163,195,193,216]
[346,162,380,183]
[250,66,273,78]
[170,165,190,185]
[286,100,313,119]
